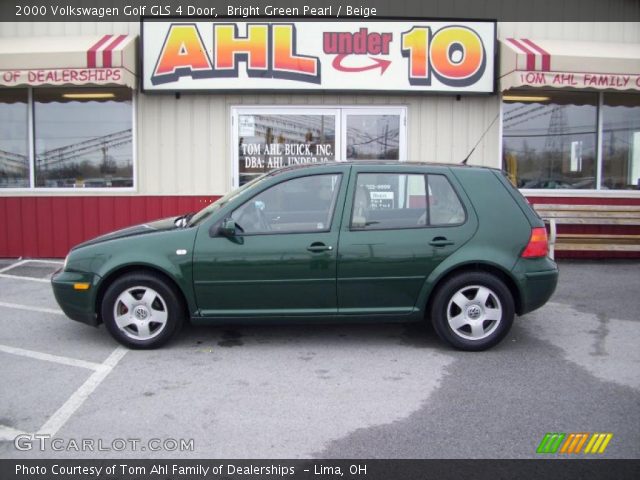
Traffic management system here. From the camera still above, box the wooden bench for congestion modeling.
[532,204,640,259]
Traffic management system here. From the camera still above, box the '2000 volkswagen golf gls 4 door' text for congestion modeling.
[52,162,558,351]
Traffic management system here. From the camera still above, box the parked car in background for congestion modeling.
[52,162,558,351]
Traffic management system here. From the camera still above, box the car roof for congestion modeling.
[267,160,501,176]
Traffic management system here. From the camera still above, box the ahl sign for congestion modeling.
[141,20,496,93]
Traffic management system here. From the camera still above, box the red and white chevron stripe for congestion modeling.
[506,38,551,71]
[86,34,128,68]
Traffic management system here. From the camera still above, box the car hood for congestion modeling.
[72,217,181,250]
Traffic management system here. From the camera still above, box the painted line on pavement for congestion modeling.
[25,259,64,265]
[0,425,28,442]
[37,346,128,437]
[0,301,64,315]
[0,273,51,283]
[0,344,103,371]
[0,260,29,274]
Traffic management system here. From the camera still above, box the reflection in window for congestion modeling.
[346,115,400,161]
[351,173,427,230]
[602,94,640,190]
[502,91,598,189]
[0,89,29,188]
[34,88,133,188]
[232,174,341,234]
[238,114,336,186]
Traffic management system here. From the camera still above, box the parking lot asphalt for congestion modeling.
[0,259,638,459]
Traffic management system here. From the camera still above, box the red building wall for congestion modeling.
[0,196,219,258]
[0,195,638,258]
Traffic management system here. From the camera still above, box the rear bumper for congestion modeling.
[51,269,100,326]
[514,257,559,315]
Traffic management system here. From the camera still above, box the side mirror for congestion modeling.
[219,218,236,237]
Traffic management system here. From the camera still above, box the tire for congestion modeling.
[429,272,515,351]
[101,272,185,349]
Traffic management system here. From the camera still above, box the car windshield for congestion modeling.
[187,173,271,227]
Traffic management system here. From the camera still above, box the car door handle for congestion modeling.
[429,237,455,247]
[307,242,333,252]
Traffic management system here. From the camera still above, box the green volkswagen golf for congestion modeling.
[52,162,558,351]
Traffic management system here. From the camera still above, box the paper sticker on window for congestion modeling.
[239,116,255,137]
[370,191,394,209]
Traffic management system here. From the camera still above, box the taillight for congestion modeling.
[521,227,549,258]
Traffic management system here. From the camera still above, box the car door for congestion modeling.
[337,165,476,315]
[192,167,347,317]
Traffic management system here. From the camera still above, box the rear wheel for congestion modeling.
[101,272,184,349]
[430,272,515,351]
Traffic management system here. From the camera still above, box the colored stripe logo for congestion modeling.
[537,432,613,454]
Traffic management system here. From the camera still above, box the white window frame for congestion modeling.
[1,86,137,193]
[231,105,407,188]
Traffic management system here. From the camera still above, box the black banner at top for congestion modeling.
[2,0,640,22]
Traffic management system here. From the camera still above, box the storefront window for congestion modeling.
[0,87,134,189]
[238,113,336,186]
[234,107,406,186]
[34,88,133,188]
[503,91,598,189]
[346,114,401,160]
[602,93,640,190]
[0,89,29,188]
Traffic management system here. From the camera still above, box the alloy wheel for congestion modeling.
[113,286,169,341]
[446,285,503,341]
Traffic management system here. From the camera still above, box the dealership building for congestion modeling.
[0,20,639,258]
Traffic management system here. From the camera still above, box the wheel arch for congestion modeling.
[423,262,523,318]
[95,265,192,325]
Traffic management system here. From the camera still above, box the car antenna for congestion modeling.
[461,112,500,165]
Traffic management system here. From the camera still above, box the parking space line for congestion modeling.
[37,346,128,437]
[0,273,51,283]
[25,259,64,265]
[0,425,27,442]
[0,259,29,274]
[0,344,103,371]
[0,301,64,315]
[0,272,53,283]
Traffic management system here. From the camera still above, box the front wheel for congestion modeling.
[101,272,184,349]
[430,272,515,351]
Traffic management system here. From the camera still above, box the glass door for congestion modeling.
[231,106,408,188]
[232,107,340,186]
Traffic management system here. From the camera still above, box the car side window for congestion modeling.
[427,174,466,225]
[351,173,428,230]
[231,174,342,234]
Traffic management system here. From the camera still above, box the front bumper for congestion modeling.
[51,269,101,326]
[514,257,559,315]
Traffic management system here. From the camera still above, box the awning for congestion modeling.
[0,35,137,88]
[500,38,640,92]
